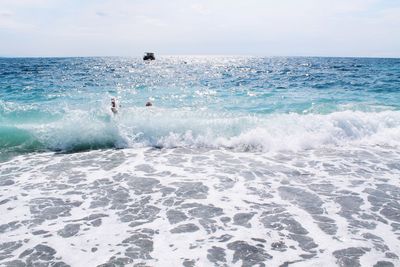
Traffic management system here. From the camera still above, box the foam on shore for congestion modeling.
[0,146,399,266]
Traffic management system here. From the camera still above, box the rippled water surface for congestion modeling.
[1,56,400,158]
[0,57,400,266]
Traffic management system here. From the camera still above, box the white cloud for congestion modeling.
[190,3,211,15]
[0,10,36,31]
[0,0,53,7]
[0,10,13,17]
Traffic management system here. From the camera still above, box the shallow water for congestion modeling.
[1,147,400,266]
[1,56,400,266]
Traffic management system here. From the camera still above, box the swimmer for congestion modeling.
[111,98,118,114]
[145,101,152,107]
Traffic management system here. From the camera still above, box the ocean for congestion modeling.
[0,56,399,266]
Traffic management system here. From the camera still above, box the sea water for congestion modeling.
[0,57,399,266]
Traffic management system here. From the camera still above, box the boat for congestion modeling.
[143,52,155,61]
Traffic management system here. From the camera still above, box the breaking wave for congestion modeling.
[1,106,400,156]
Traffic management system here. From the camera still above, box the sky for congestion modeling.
[0,0,400,57]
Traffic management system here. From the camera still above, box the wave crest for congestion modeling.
[1,108,400,155]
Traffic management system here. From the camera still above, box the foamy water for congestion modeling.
[1,146,399,266]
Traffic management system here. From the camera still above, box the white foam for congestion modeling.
[1,145,400,266]
[8,108,400,153]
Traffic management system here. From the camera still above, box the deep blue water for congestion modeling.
[1,56,400,159]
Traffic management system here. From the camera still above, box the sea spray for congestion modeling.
[1,107,399,154]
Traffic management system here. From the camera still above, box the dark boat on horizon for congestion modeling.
[143,52,155,61]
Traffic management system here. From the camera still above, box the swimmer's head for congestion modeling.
[111,98,117,109]
[146,101,152,107]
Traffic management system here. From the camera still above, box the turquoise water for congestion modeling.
[2,57,400,266]
[1,56,400,159]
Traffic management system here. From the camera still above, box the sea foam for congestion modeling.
[2,108,399,154]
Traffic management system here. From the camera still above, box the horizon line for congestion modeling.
[1,54,400,60]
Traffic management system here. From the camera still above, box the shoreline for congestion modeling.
[1,147,399,266]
